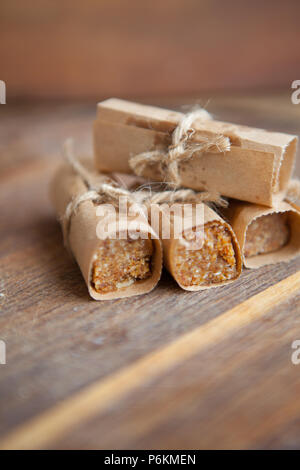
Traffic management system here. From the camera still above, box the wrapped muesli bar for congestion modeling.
[221,200,300,268]
[93,98,297,207]
[156,204,242,290]
[50,155,162,300]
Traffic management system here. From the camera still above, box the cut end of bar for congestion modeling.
[174,221,238,287]
[91,238,153,294]
[244,213,290,258]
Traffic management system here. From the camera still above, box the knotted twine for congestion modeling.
[62,139,227,249]
[129,108,231,187]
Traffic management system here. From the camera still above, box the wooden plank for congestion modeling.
[1,272,299,450]
[53,293,300,450]
[0,160,298,437]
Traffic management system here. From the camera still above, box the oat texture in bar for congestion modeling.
[160,204,242,291]
[244,213,290,258]
[221,200,300,268]
[50,160,162,300]
[92,238,153,294]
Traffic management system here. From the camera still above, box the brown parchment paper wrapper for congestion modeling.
[285,179,300,213]
[93,98,298,207]
[50,163,163,300]
[156,204,242,291]
[221,200,300,269]
[288,202,300,213]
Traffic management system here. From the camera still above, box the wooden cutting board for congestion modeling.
[0,93,299,449]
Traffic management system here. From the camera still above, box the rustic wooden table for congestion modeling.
[0,92,300,450]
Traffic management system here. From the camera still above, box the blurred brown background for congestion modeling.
[1,0,300,176]
[1,0,300,100]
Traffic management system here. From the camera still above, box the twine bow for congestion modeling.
[129,108,231,187]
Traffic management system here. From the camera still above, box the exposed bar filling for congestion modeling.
[244,213,290,258]
[174,221,238,287]
[92,238,153,293]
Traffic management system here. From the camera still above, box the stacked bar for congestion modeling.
[50,98,299,299]
[94,98,297,206]
[50,161,162,300]
[159,204,242,291]
[93,99,299,285]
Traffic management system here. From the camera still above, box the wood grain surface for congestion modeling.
[0,92,299,449]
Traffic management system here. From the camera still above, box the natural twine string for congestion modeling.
[129,108,231,187]
[61,139,227,247]
[61,139,136,246]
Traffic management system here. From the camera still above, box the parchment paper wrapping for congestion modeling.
[285,179,300,213]
[50,163,163,300]
[289,202,300,213]
[157,204,242,291]
[93,98,297,207]
[221,200,300,269]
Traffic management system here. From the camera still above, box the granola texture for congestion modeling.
[244,213,290,258]
[92,238,153,293]
[174,221,238,287]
